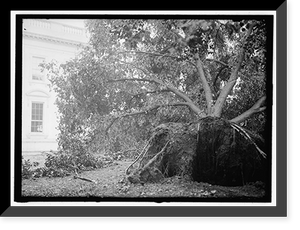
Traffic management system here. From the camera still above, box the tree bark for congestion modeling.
[195,54,213,114]
[230,96,266,124]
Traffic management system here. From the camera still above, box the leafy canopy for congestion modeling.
[45,18,267,154]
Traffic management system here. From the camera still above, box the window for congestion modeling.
[32,56,45,81]
[31,102,43,132]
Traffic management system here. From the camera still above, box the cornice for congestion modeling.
[23,31,85,47]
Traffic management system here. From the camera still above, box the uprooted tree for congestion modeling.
[45,18,270,186]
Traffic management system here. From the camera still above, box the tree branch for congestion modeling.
[117,59,152,77]
[132,89,170,97]
[164,84,203,114]
[206,58,229,67]
[114,55,202,115]
[107,77,202,115]
[116,50,197,69]
[230,96,266,124]
[107,77,160,85]
[195,53,214,114]
[213,22,256,117]
[117,50,178,60]
[105,102,198,134]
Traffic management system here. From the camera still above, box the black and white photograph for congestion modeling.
[6,5,288,218]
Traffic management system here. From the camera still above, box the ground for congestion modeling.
[22,155,267,201]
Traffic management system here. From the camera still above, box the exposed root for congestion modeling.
[126,119,266,186]
[139,140,170,173]
[125,140,151,175]
[230,122,267,159]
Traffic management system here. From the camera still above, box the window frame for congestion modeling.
[31,56,46,82]
[30,101,44,133]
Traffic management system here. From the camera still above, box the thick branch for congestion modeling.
[230,96,266,124]
[107,77,202,115]
[195,54,213,114]
[164,84,203,114]
[105,102,197,134]
[213,23,256,117]
[115,55,202,115]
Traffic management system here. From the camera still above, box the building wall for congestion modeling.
[22,19,88,155]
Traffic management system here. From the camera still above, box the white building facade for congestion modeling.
[22,19,88,155]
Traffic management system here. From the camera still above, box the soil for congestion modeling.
[22,159,268,201]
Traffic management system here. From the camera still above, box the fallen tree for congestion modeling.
[46,19,270,186]
[105,20,267,185]
[100,20,268,186]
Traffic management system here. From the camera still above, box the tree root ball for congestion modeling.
[127,117,267,186]
[192,117,266,186]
